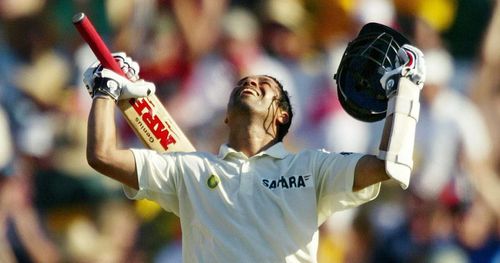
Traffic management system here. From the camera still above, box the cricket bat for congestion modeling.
[72,12,195,152]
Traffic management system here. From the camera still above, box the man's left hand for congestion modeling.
[380,44,426,97]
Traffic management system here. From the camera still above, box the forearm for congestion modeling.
[87,98,138,189]
[379,114,393,152]
[353,93,422,191]
[87,97,118,162]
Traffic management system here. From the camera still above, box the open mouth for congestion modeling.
[240,88,259,97]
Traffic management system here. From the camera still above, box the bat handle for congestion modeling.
[72,12,126,77]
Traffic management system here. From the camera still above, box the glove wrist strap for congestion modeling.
[93,77,121,101]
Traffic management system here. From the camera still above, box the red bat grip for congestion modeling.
[72,12,126,77]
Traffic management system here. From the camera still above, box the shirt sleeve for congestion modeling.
[314,151,381,225]
[122,148,181,215]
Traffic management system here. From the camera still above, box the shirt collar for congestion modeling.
[218,142,289,160]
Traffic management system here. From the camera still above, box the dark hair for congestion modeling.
[266,75,293,142]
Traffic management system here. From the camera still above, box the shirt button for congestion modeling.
[241,162,250,173]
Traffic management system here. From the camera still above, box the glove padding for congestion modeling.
[83,52,155,101]
[380,44,426,97]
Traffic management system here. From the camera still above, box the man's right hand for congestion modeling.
[83,52,156,101]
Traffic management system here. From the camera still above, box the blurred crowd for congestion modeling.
[0,0,499,262]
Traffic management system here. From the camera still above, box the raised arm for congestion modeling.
[84,53,156,190]
[172,0,228,60]
[353,45,426,191]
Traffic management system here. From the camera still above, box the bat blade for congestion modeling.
[73,12,195,152]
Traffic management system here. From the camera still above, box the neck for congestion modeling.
[227,114,278,157]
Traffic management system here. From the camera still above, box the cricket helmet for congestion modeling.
[334,22,410,122]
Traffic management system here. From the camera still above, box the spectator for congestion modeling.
[412,47,492,203]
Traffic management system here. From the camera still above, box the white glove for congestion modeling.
[380,44,426,97]
[83,52,155,101]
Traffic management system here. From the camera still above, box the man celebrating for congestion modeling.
[84,42,425,262]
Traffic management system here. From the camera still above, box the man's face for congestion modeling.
[226,75,290,139]
[228,75,282,113]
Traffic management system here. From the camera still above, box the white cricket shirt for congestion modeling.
[124,143,380,263]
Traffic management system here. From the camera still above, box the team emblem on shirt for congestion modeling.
[207,174,220,189]
[262,175,311,190]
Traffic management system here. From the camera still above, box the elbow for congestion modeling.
[86,152,101,170]
[353,155,390,192]
[86,147,111,172]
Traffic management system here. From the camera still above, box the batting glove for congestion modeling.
[380,44,426,97]
[83,52,155,101]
